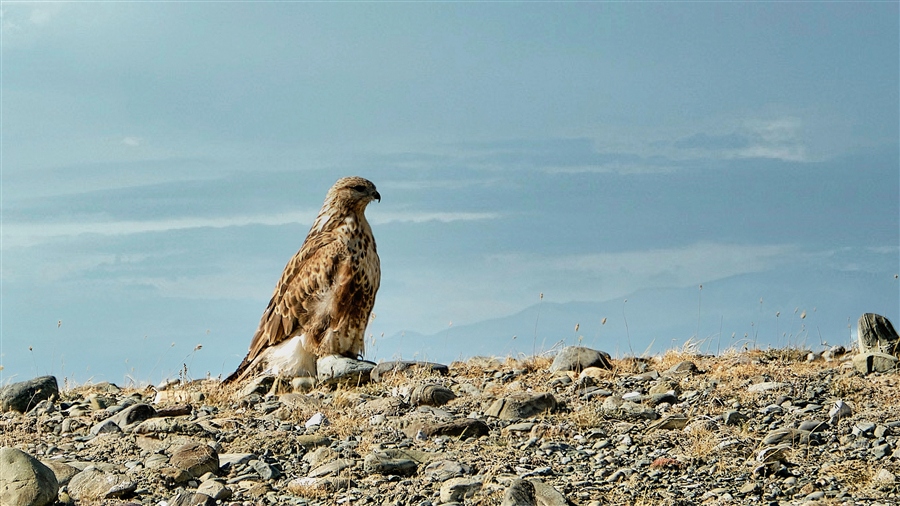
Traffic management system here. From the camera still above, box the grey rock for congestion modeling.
[218,453,255,471]
[363,452,418,476]
[411,384,456,407]
[416,419,490,439]
[0,376,59,413]
[170,442,219,477]
[370,361,450,382]
[316,355,376,386]
[549,346,612,373]
[723,410,749,426]
[0,447,59,506]
[747,381,790,393]
[664,360,699,376]
[39,460,78,486]
[852,352,898,374]
[196,479,232,500]
[308,458,354,478]
[440,477,482,503]
[167,491,217,506]
[485,392,557,420]
[648,414,688,430]
[68,467,136,501]
[858,313,899,355]
[88,418,123,436]
[109,403,156,429]
[422,460,472,482]
[250,459,281,480]
[829,400,853,424]
[502,478,536,506]
[798,420,828,432]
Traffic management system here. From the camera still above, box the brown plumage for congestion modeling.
[225,176,381,384]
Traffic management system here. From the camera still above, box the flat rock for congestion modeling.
[196,479,232,500]
[747,381,791,393]
[440,477,482,503]
[549,346,612,373]
[411,384,457,406]
[109,403,157,429]
[363,452,418,476]
[485,392,557,420]
[852,352,899,374]
[414,418,491,440]
[308,458,354,478]
[370,361,450,382]
[0,447,59,506]
[0,376,59,413]
[170,442,219,477]
[316,355,376,386]
[68,467,136,501]
[423,460,472,482]
[167,491,217,506]
[39,460,79,486]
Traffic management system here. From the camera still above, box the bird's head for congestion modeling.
[329,176,381,209]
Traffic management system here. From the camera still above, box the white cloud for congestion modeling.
[122,137,141,147]
[2,209,500,249]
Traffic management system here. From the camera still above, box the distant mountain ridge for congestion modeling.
[371,266,898,365]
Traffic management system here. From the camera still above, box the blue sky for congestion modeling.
[2,2,897,384]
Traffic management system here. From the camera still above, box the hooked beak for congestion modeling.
[373,190,381,203]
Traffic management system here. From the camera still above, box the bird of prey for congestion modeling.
[225,176,381,384]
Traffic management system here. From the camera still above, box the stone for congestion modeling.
[549,346,612,373]
[170,442,219,477]
[723,410,749,426]
[664,360,699,376]
[308,458,353,478]
[250,459,281,480]
[166,491,217,506]
[440,477,482,503]
[316,355,376,386]
[109,403,157,429]
[370,361,450,382]
[747,381,790,393]
[648,414,688,430]
[852,352,898,374]
[530,479,573,506]
[196,479,232,500]
[411,384,456,406]
[0,376,59,413]
[485,392,557,420]
[88,418,123,436]
[858,313,899,355]
[423,460,472,482]
[67,467,136,501]
[39,460,79,486]
[218,453,255,471]
[416,419,490,440]
[363,452,418,476]
[829,400,853,424]
[501,478,536,506]
[0,447,59,506]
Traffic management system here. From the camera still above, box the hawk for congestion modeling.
[225,176,381,384]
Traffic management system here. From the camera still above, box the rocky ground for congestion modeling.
[2,345,900,506]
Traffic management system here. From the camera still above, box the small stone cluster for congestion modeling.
[1,333,900,506]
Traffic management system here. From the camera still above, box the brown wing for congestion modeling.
[224,230,346,383]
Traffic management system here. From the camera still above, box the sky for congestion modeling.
[1,2,897,385]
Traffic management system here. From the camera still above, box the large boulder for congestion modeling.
[549,347,612,373]
[858,313,899,356]
[0,447,59,506]
[0,377,59,413]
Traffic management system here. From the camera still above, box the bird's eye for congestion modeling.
[352,185,367,192]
